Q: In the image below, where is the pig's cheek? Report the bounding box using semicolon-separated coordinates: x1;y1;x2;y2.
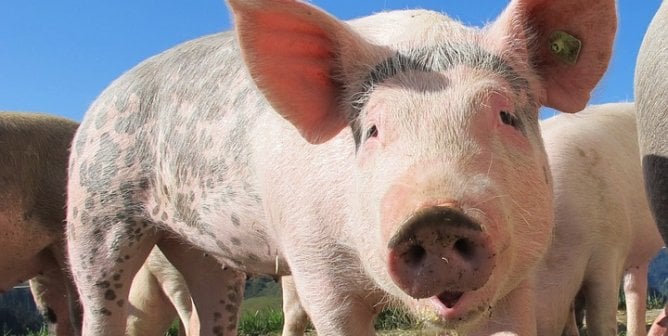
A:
484;93;532;152
357;139;381;167
497;119;531;151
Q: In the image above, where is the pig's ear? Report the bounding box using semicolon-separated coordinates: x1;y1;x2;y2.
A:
489;0;617;113
228;0;372;144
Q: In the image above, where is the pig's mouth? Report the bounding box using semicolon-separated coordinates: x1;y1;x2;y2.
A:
436;291;464;308
428;290;470;320
423;288;495;330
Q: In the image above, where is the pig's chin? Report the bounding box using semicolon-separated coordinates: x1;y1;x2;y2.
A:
410;288;492;330
428;291;475;320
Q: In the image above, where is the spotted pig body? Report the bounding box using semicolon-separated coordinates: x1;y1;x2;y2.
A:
0;112;233;336
66;0;616;335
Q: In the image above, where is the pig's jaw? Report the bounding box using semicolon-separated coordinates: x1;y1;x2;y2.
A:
414;290;493;331
428;291;478;320
398;255;506;331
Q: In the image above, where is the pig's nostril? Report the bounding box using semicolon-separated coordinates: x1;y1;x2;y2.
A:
454;238;475;260
403;244;427;267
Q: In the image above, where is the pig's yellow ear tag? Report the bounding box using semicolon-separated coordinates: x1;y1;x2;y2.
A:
549;31;582;65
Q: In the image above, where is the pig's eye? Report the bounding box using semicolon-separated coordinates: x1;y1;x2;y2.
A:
365;125;378;140
500;111;519;129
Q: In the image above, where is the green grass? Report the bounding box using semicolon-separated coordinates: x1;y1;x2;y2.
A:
237;297;417;335
238;295;285;336
166;319;179;336
238;308;284;336
13;292;666;336
235;295;664;336
241;295;283;315
144;296;288;336
2;326;48;336
647;294;666;310
25;328;48;336
374;307;416;330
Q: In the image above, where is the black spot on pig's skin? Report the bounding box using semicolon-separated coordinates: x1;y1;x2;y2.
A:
643;154;668;244
104;289;116;301
231;213;240;227
95;281;110;289
45;307;57;323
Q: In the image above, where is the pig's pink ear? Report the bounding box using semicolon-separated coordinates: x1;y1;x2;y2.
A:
228;0;371;144
489;0;617;113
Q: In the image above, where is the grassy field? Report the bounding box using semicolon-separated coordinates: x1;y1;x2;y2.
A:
241;296;283;315
234;297;664;336
238;296;285;336
2;310;663;336
2;295;663;335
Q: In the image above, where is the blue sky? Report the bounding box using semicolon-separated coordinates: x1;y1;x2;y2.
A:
0;1;662;122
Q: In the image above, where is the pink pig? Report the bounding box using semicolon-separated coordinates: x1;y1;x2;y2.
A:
66;0;616;335
636;1;668;335
536;103;663;336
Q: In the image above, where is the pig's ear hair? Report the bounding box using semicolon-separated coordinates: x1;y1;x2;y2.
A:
489;0;617;113
228;0;374;144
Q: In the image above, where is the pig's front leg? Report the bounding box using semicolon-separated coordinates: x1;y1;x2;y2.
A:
469;279;538;336
287;250;381;336
562;303;581;336
623;263;650;336
281;276;310;336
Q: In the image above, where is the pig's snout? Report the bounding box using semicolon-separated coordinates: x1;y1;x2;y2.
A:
387;206;495;300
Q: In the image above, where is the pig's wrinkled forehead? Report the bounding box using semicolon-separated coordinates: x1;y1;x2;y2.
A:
352;43;529;114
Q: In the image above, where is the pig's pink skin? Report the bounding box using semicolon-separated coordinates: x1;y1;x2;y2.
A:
279;103;665;336
636;0;668;246
534;103;663;336
66;0;616;335
637;3;668;335
648;306;668;336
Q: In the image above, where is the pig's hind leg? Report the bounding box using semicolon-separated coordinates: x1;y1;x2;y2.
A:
157;238;245;336
67;189;159;335
623;263;650;336
581;257;623;336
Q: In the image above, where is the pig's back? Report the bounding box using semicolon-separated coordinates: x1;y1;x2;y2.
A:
0;112;78;227
541;103;661;266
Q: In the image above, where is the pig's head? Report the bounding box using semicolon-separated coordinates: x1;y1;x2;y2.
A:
228;0;616;331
